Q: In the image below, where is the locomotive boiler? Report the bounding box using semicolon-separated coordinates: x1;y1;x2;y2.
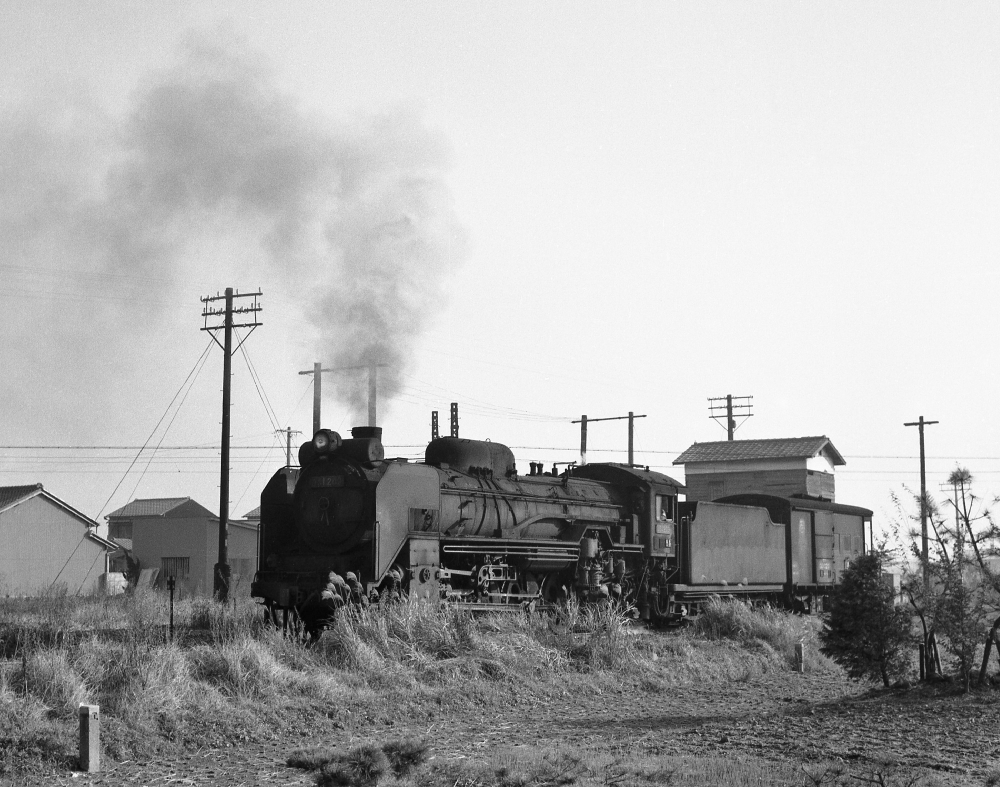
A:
251;426;871;629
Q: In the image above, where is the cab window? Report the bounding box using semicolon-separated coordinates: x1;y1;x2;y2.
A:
655;494;674;521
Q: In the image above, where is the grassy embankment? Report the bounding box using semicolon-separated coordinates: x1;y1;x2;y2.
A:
1;591;844;786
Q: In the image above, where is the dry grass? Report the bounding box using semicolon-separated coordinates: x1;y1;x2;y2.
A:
689;595;840;675
0;591;849;781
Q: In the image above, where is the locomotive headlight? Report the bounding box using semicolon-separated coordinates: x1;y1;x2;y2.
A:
312;429;342;455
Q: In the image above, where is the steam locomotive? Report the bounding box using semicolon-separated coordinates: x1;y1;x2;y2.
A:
251;426;871;628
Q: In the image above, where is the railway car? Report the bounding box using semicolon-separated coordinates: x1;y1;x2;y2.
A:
715;494;871;592
669;495;871;612
251;427;871;629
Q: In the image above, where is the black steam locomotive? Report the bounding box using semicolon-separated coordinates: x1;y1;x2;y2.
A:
251;426;871;628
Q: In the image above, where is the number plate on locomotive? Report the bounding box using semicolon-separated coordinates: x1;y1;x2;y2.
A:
309;476;345;488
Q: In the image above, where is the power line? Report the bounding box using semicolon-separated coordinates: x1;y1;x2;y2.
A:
237;331;282;432
124;340;214;504
94;338;215;520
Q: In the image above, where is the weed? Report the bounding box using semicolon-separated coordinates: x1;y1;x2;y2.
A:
382;736;429;775
287;744;340;771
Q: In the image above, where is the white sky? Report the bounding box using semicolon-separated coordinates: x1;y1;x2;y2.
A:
1;2;997;540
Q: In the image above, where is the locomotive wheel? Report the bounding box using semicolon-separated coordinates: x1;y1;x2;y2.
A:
261;600;283;629
539;573;572;604
261;602;317;644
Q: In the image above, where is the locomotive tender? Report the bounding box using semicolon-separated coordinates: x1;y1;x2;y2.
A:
251;426;871;627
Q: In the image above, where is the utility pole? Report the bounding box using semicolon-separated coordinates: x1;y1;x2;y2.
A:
277;427;301;467
904;416;939;588
431;411;439;440
708;395;753;440
201;287;262;602
305;362;322;435
571;413;647;466
298;362;387;432
450;403;459;438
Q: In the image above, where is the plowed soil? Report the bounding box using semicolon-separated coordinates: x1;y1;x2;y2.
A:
13;669;1000;787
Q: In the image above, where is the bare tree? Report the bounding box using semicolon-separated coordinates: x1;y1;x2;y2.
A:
896;470;1000;690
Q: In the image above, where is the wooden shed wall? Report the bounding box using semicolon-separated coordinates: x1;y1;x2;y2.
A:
684;468;835;503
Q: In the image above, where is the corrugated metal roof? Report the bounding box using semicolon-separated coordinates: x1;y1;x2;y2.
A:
107;497;192;518
673;437;846;466
0;484;43;511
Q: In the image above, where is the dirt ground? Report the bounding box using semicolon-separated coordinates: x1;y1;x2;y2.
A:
13;668;1000;787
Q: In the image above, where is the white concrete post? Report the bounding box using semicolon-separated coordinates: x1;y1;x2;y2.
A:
795;643;805;673
79;704;100;772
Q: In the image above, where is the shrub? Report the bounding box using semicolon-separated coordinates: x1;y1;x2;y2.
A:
292;739;429;787
821;552;913;686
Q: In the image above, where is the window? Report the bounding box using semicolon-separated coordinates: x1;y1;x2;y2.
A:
161;557;190;581
655;494;674;522
109;521;133;539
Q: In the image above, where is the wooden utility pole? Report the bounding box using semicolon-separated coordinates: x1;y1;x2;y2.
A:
277;427;301;467
298;362;387;433
571;412;647;466
708;394;753;440
904;415;939;587
201;288;262;602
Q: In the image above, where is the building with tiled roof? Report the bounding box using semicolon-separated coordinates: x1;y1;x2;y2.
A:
106;496;257;595
673;436;845;503
108;497;214;520
0;483;116;595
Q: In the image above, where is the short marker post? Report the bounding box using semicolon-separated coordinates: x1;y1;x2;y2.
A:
79;704;100;772
795;643;805;673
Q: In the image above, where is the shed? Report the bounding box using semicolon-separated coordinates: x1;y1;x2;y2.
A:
107;497;258;595
0;483;116;595
673;436;845;503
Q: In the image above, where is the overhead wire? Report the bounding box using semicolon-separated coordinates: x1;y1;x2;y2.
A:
123;341;214;505
396;373;571;422
236;329;282;433
232;432;281;514
230;337;294;512
48;532;88;591
95;338;215;520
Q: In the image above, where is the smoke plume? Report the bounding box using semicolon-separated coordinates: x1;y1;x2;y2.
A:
0;33;466;427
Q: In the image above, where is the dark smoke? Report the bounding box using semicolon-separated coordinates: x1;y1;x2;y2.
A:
0;33;466;425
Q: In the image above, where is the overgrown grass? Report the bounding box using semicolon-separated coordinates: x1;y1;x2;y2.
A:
0;591;844;781
689;595;840;675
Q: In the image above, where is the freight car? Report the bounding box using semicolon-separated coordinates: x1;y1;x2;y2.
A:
670;495;871;611
251;427;871;630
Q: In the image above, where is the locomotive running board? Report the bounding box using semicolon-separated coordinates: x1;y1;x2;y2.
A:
441;540;579;561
